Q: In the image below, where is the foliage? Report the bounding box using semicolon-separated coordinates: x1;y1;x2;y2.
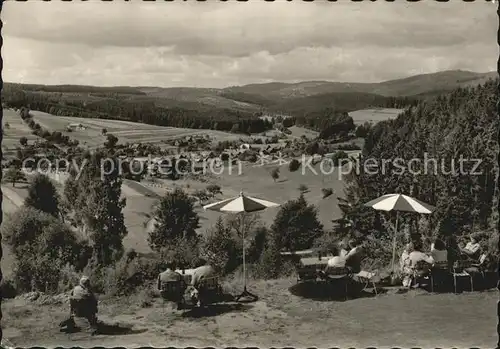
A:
340;79;499;263
64;153;128;266
3;167;26;187
288;159;301;172
2;207;89;293
271;168;280;182
298;184;309;193
321;188;334;198
201;217;241;275
19;136;28;146
24;174;60;216
159;237;201;269
206;184;222;196
148;188;200;251
271;194;324;251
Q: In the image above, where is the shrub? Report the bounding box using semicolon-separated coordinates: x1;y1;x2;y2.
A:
0;279;18;299
288;159;300;172
321;188;333;198
271;194;323;252
148;188;200;251
298;184;308;193
206;184;222;196
159;237;201;270
201;217;241;275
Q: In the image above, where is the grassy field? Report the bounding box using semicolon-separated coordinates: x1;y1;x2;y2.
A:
348;108;403;125
2;109;43;156
2;279;497;347
29;111;241;149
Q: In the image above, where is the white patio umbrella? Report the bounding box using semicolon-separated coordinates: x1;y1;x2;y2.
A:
364;194;435;274
204;192;280;301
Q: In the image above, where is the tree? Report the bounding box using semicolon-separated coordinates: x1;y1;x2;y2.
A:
148;188;200;251
288;159;300;172
271;194;324;251
65;154;127;266
24;174;60;216
104;134;118;148
3;167;26;187
193;189;209;204
271;168;280;182
19;137;28;147
201;217;240;274
206;184;222;196
102;128;108;135
298;184;309;194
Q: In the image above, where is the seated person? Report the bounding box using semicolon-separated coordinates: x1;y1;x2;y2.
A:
70;276;98;328
409;240;434;277
345;239;364;274
460;234;481;260
338;239;349;258
158;262;184;301
400;243;413;287
190;261;218;306
430;238;448;265
323;246;347;277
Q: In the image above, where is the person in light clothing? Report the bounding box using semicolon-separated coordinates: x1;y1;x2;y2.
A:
460;234;481;260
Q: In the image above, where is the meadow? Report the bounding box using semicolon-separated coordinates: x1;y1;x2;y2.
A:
348;108;403;125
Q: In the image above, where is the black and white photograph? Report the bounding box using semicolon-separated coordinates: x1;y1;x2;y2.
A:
0;0;498;347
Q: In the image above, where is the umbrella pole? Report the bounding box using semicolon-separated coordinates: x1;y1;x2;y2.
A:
391;211;400;275
242;212;247;291
235;211;258;302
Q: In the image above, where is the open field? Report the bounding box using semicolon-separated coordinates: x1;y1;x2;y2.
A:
2;280;497;347
2;109;43;155
122;160;346;254
29;111;242;149
348;108;403;125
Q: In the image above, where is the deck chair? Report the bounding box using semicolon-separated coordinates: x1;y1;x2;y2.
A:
160;280;185;304
452;260;474;293
197;276;222;305
354;270;378;296
430;261;451;293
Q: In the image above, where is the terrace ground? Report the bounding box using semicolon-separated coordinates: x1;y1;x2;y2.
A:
2;279;497;348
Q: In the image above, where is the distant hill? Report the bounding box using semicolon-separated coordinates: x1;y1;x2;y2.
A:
223;70;496;99
3;69;495;122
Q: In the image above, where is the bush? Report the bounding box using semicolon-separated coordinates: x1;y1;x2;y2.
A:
0;279;18;299
159;237;201;270
206;184;222;196
321;188;333;198
288;159;300;172
200;217;241;275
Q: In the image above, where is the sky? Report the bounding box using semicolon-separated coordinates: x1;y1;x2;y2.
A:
2;0;497;88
